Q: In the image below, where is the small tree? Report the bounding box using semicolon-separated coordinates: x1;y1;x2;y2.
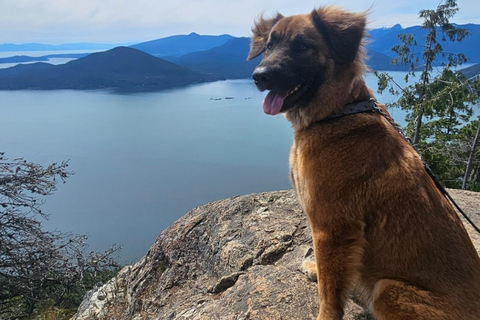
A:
375;0;480;189
0;152;120;318
382;0;470;145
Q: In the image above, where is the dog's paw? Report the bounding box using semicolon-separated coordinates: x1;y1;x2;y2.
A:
302;260;318;282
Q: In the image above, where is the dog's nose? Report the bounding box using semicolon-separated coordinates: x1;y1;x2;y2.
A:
252;66;272;88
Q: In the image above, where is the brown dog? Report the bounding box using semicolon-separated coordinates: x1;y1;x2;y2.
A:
248;6;480;320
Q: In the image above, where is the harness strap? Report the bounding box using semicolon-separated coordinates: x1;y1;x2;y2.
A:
316;99;380;124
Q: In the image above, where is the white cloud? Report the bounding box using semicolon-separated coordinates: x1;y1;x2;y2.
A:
0;0;478;43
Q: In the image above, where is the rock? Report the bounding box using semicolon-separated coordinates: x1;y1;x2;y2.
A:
71;189;480;320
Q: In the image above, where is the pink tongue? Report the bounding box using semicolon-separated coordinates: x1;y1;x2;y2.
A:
263;90;288;115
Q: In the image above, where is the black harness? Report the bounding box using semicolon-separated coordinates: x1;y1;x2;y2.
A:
318;98;382;124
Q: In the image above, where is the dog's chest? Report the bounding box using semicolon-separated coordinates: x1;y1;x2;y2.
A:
288;138;315;208
289;142;301;195
287;128;360;211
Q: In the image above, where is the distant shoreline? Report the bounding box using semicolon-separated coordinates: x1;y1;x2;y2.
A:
0;53;89;64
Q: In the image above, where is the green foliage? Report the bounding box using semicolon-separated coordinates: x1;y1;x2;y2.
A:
0;268;121;320
375;0;480;190
20;302;77;320
56;268;121;311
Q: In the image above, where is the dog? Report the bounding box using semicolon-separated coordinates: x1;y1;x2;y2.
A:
248;6;480;320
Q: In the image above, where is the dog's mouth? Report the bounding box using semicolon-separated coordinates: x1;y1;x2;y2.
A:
262;78;313;115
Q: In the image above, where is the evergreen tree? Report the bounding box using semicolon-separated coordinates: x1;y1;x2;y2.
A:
375;0;480;189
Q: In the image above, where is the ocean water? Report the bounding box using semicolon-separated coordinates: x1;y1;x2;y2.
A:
0;75;406;262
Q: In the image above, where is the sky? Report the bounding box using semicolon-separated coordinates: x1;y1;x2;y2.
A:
0;0;479;45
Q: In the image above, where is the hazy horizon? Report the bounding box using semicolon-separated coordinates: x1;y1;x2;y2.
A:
1;20;478;49
1;0;479;45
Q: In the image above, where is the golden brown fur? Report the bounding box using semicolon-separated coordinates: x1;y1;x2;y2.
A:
248;6;480;320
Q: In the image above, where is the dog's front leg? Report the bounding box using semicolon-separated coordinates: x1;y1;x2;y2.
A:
310;222;366;320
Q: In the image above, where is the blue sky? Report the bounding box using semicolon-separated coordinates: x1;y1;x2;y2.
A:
0;0;478;44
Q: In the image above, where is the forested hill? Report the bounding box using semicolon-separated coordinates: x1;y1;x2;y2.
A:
367;23;480;64
0;47;219;91
459;64;480;79
166;37;262;79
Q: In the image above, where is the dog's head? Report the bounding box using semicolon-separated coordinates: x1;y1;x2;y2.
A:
248;7;367;116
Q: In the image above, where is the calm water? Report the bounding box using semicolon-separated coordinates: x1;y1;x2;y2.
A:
0;75;405;262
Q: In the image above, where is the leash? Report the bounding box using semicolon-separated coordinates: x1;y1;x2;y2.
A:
318;99;480;233
424;163;480;233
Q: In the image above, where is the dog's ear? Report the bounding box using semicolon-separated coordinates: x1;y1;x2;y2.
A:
247;13;284;60
311;7;366;65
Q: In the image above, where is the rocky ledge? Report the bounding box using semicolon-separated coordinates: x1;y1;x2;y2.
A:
72;189;480;320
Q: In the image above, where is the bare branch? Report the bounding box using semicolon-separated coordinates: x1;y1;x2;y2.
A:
0;153;121;317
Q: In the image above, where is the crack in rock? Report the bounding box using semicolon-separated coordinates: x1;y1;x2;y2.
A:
258;243;290;265
207;272;244;294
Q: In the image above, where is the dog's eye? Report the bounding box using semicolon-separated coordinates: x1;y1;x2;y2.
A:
294;42;309;52
266;42;273;50
292;37;311;53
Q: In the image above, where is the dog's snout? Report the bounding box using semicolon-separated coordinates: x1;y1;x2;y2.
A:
252;66;269;82
252;66;275;90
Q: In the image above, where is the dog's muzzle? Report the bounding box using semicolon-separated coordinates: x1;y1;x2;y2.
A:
252;66;275;91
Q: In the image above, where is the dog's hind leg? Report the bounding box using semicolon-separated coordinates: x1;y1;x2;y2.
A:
372;279;452;320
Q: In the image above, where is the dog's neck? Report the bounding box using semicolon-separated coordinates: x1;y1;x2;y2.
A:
284;66;372;131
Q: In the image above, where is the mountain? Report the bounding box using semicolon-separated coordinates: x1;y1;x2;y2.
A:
0;47;219;91
0;55;49;63
367;24;403;41
367;24;480;63
366;50;410;71
458;63;480;79
0;33;234;67
0;53;88;64
130;32;234;58
166;37;262;78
